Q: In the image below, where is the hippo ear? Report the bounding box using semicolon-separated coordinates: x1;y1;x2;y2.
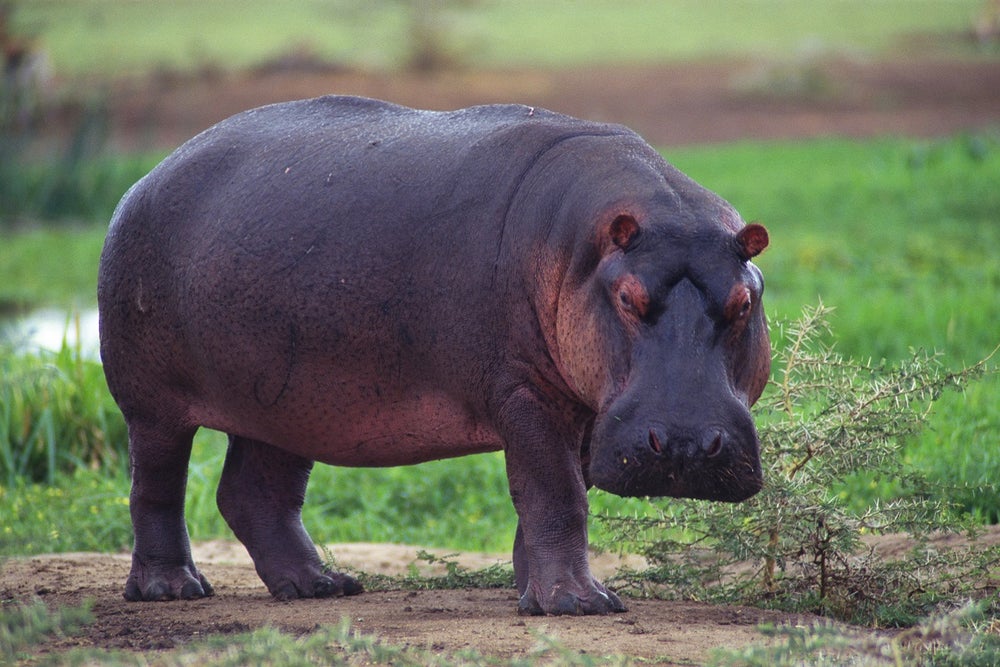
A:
608;214;641;251
736;223;769;260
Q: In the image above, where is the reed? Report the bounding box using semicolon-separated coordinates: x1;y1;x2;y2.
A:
0;315;127;486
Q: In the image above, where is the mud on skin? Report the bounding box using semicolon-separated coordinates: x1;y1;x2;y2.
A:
98;95;770;615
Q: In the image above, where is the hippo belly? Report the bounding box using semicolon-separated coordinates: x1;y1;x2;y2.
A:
191;387;503;467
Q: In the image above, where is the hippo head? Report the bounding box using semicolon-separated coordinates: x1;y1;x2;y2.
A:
553;178;770;502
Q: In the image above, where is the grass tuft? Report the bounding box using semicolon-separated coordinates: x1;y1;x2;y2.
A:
710;599;1000;666
325;548;515;592
0;597;93;663
0;324;127;486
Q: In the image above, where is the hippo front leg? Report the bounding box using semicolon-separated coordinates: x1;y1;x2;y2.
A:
499;389;626;615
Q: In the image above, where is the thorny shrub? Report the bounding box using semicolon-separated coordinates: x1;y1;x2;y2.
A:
601;303;999;626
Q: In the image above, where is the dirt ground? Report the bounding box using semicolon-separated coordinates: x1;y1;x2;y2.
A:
104;56;1000;152
8;54;999;663
0;543;805;664
4;530;1000;664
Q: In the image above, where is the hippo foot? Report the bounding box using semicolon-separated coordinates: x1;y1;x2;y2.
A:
517;580;626;616
124;562;215;602
265;568;364;601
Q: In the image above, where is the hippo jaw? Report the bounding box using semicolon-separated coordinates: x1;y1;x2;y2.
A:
587;400;764;501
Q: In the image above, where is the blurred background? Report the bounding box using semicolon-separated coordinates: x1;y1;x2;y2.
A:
6;0;1000;153
1;1;999;554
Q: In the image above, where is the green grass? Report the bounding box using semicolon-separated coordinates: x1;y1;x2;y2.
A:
0;334;127;486
667;133;1000;520
5;595;997;666
15;0;989;77
2;131;998;557
3;608;631;666
473;0;990;67
0;227;109;308
0;150;157;229
0;471;132;555
180;431;518;552
1;598;94;663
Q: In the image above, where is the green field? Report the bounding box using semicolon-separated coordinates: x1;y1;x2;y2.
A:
3;0;998;572
15;0;990;77
3;131;998;556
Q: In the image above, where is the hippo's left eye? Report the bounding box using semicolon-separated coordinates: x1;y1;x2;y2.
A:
725;284;753;324
738;295;752;318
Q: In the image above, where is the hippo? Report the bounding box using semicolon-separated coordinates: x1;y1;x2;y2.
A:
98;96;770;616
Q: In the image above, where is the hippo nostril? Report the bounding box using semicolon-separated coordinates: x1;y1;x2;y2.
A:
704;431;723;458
648;429;663;454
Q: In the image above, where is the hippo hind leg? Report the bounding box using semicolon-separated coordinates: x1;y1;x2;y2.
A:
216;435;362;600
125;421;213;601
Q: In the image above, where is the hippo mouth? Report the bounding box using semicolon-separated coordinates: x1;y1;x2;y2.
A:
586;419;764;502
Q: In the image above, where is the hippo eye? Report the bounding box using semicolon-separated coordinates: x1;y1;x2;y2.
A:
725;284;753;323
738;295;752;319
619;290;638;316
615;276;649;321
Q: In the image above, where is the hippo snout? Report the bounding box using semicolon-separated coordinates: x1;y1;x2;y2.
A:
589;416;764;502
